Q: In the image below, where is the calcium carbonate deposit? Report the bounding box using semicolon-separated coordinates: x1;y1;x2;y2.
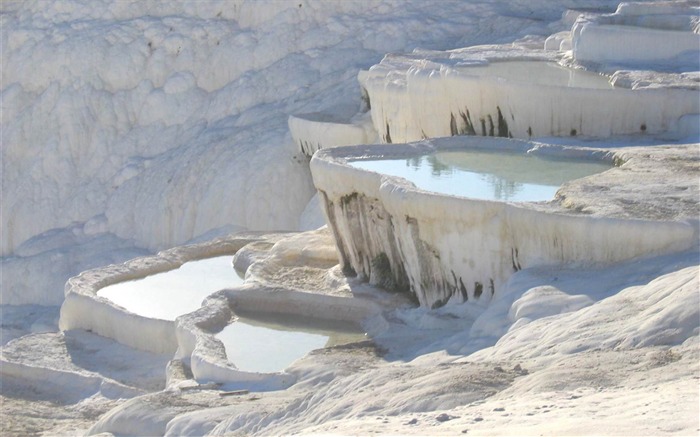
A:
1;1;698;436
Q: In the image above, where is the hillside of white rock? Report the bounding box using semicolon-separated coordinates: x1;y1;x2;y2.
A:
1;1;698;435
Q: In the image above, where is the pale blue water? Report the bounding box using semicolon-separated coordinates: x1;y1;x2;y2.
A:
217;313;366;373
351;150;611;202
455;61;614;89
97;255;244;321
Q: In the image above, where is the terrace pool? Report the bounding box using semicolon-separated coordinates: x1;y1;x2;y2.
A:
97;255;244;321
454;61;614;89
216;312;366;373
350;149;611;202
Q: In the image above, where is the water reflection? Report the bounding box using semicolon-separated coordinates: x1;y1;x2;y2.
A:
97;255;244;321
454;61;614;89
353;149;611;202
217;311;366;373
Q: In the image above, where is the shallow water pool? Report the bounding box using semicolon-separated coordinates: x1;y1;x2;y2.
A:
455;61;614;89
217;312;366;373
350;149;611;202
97;255;244;321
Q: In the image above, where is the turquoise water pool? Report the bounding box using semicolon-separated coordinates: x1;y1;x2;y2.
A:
351;149;610;202
217;312;366;373
97;255;244;321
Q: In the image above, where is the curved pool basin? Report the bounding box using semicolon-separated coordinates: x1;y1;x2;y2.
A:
359;58;699;142
310;136;695;308
97;255;244;321
217;312;366;373
60;236;258;354
350;149;611;202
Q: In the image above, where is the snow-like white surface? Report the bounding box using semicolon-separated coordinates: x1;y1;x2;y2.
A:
1;0;593;308
2;1;323;256
289;110;378;156
2;0;574;257
359;53;698;142
59;235;256;354
195;250;699;436
298;193;326;231
1;224;149;305
2;0;699;435
572;1;700;69
573;22;700;68
355;3;700;143
473;264;699;361
311;137;696;308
